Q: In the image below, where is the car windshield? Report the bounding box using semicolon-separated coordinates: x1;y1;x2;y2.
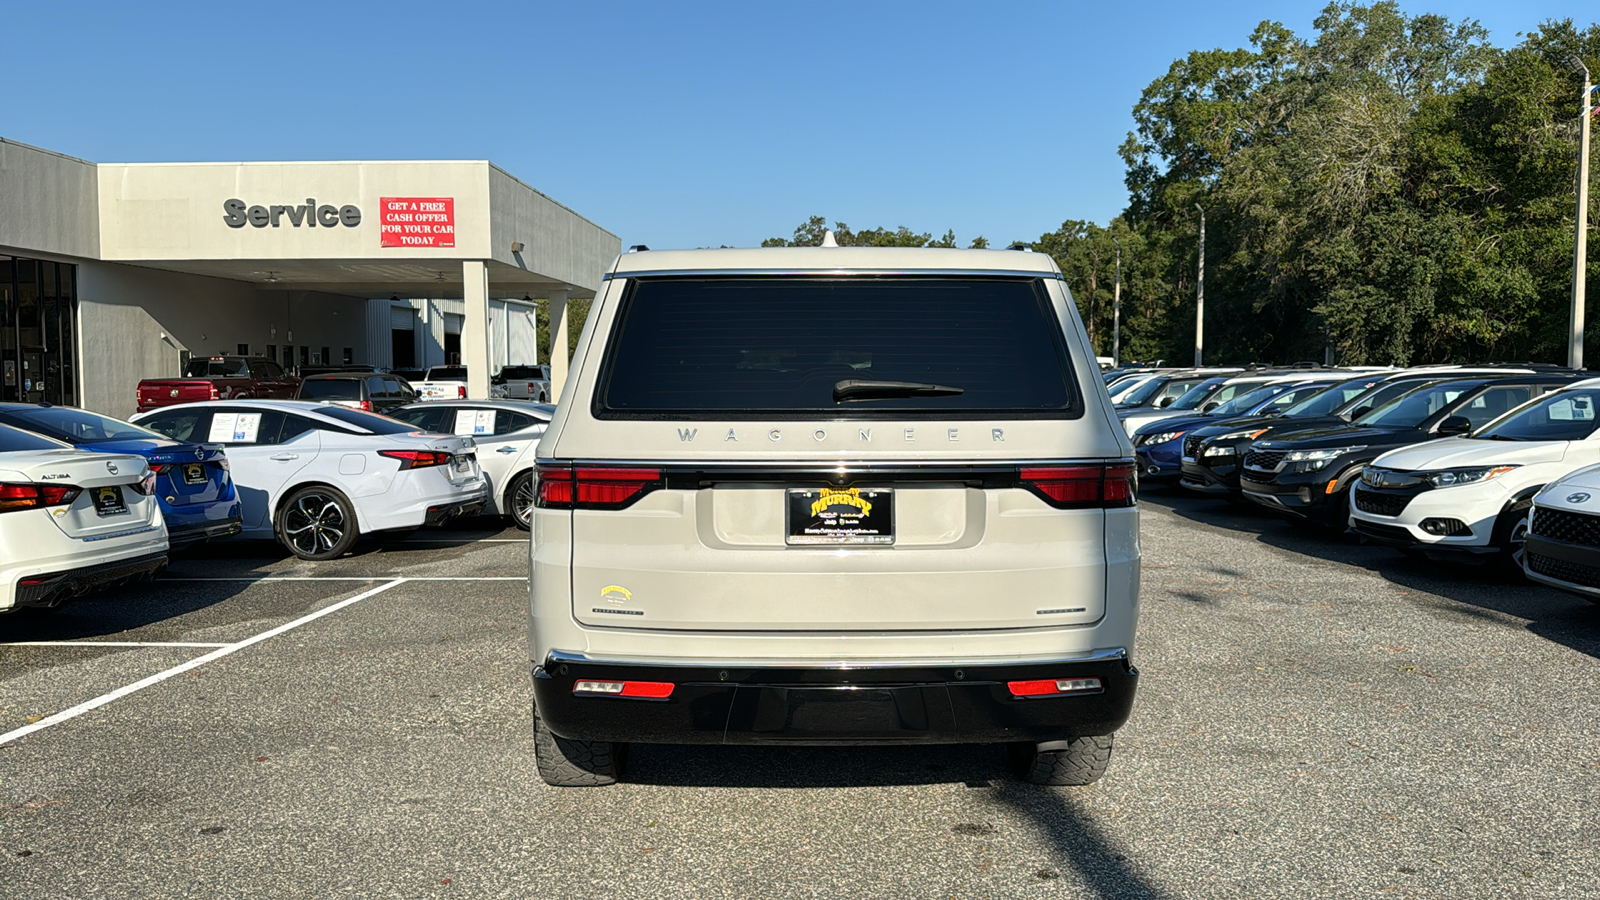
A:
1167;378;1226;411
1284;379;1383;417
1354;381;1474;427
299;379;363;400
1477;388;1600;441
315;407;419;434
1255;382;1335;414
0;422;70;452
0;407;165;444
1210;384;1285;417
1118;377;1168;406
184;358;249;377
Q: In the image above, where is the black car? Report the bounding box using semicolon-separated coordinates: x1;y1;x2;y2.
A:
1238;373;1584;526
294;373;417;413
1180;371;1485;498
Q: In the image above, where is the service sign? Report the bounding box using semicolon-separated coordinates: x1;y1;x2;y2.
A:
380;197;456;248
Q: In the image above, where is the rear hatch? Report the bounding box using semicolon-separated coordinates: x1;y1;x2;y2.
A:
545;274;1132;633
406;434;482;486
144;443;231;506
138;381;216;408
0;450;160;539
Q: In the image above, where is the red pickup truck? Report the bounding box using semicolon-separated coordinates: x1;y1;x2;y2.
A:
136;356;300;412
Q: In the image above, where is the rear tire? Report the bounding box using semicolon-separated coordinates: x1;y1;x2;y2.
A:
534;710;622;786
276;486;360;561
1009;734;1114;786
507;471;535;531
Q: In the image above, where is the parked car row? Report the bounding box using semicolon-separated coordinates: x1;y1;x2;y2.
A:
1120;362;1600;601
136;357;549;413
0;397;553;613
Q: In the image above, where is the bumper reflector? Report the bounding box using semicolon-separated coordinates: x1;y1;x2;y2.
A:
573;679;675;699
1007;677;1104;698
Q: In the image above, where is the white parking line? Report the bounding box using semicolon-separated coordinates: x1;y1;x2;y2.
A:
0;578;408;747
1;641;232;648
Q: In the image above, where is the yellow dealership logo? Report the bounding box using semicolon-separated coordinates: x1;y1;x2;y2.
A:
600;585;632;604
811;488;872;518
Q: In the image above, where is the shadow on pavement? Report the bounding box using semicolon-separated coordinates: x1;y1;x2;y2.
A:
624;742;1167;898
1144;488;1600;660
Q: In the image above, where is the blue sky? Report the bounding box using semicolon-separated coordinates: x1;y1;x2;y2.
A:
5;1;1595;250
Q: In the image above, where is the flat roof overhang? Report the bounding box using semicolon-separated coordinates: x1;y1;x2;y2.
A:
100;257;594;299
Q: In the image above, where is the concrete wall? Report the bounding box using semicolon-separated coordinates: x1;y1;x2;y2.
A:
0;139;99;259
487;166;619;292
77;262;367;418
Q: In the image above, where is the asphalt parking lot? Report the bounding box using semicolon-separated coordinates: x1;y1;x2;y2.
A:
3;499;1598;899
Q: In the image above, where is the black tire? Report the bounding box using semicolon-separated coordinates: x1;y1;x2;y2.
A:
534;710;621;787
1009;734;1114;786
276;485;360;561
1490;502;1533;581
507;470;535;531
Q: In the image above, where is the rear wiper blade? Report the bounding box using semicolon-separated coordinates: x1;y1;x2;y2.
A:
833;379;964;402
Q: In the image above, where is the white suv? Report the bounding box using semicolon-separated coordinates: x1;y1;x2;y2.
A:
528;245;1141;786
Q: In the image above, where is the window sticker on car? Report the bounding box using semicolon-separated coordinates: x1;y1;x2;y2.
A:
208;412;262;443
453;409;496;436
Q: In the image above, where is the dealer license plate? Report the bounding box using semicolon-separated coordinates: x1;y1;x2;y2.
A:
453;455;473;474
786;487;894;546
182;463;207;485
93;485;128;517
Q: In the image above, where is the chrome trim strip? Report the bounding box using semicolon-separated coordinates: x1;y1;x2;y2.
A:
544;647;1128;670
604;268;1064;281
82;525;161;542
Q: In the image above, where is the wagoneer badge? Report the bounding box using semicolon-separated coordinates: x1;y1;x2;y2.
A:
1567;493;1591;504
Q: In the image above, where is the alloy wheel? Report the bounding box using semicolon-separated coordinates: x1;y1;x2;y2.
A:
283;492;347;556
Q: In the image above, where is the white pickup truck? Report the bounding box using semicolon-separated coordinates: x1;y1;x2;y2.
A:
492;365;551;402
413;366;471;402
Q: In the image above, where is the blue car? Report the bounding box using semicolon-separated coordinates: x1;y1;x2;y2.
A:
0;403;242;547
1132;380;1342;484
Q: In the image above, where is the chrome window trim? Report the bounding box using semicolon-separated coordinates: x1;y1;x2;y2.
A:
604;268;1064;281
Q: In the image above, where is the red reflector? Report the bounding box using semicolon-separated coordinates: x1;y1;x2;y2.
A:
379;449;450;469
20;578;47;586
1008;677;1104;698
573;679;674;699
1008;679;1063;697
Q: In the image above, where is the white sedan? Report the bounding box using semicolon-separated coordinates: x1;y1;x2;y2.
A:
0;423;168;613
388;400;552;530
131;401;488;560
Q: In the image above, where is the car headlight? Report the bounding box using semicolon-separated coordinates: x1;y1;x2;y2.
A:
1283;446;1364;472
1422;465;1519;487
1215;428;1269;441
1202;444;1237;457
1139;430;1185;446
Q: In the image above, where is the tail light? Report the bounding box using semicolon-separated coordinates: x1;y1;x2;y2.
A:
208;385;220;400
1019;464;1136;509
456;386;467;399
535;464;663;510
379;449;452;469
148;463;171;474
359;400;373;411
574;680;674;699
0;483;81;513
1007;677;1104;698
129;472;158;495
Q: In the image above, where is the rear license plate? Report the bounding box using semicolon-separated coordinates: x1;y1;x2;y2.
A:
94;485;128;517
454;455;472;474
786;487;894;546
182;463;207;485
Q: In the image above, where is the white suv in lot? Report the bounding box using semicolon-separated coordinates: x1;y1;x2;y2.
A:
1350;379;1600;565
528;245;1141;786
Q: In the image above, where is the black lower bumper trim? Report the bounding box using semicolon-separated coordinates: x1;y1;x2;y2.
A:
12;552;168;609
424;497;486;526
532;654;1139;746
167;517;244;546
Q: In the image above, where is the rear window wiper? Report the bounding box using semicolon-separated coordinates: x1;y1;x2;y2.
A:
833;379;965;402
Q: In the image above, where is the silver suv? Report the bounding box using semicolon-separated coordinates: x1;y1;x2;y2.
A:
528;245;1141;786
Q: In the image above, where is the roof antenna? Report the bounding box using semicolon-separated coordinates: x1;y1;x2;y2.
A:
820;230;839;248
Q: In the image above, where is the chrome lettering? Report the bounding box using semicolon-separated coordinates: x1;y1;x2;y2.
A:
677;428;698;442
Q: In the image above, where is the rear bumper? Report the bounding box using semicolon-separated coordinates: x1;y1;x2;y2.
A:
167;515;244;546
532;649;1139;746
424;497;487;526
9;552;167;610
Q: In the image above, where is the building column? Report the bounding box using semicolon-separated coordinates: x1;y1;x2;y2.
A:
462;260;491;399
547;289;569;403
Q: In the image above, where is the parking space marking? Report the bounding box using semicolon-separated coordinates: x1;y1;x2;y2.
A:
1;641;232;648
0;578;409;747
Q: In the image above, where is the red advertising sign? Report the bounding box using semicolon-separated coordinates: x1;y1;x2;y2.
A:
379;197;456;248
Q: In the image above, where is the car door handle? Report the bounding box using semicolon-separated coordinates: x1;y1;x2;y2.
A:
496;446;518;453
270;453;299;461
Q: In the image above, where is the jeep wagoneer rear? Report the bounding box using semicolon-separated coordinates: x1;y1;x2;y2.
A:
529;246;1140;786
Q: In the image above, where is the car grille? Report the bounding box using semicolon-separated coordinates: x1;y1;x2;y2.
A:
1243;449;1287;471
1529;508;1600;548
1183;435;1204;458
1353;486;1412;517
1240;468;1278;484
1525;552;1600;589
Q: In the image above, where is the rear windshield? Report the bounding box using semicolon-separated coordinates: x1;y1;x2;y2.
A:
299;379;362;400
184;358;248;377
596;277;1079;419
425;368;468;382
499;366;544;379
0;423;70;452
314;407;418;434
0;407;164;444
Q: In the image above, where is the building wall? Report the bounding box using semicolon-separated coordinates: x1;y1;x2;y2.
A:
0;139;99;259
77;262;367;418
487;166;619;291
363;297;538;373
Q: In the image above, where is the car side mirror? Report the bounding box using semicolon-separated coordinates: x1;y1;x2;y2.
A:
1347;405;1371;420
1201;401;1219;412
1437;415;1473;437
1158;396;1175;408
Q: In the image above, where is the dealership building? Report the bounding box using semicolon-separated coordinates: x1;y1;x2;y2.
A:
0;137;620;418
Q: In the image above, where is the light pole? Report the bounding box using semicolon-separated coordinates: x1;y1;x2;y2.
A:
1568;55;1594;369
1112;235;1123;367
1194;203;1205;367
